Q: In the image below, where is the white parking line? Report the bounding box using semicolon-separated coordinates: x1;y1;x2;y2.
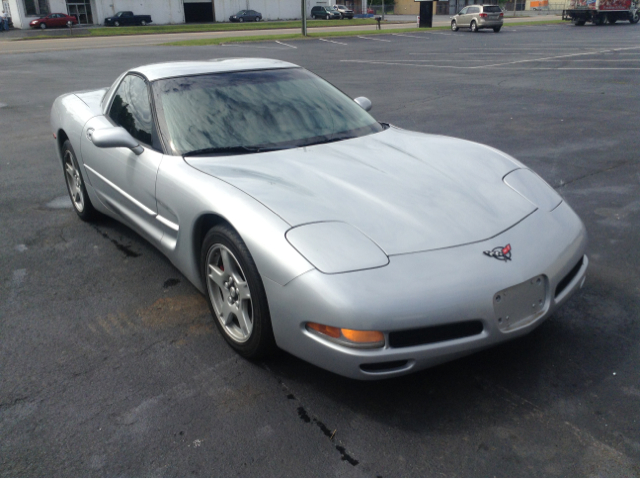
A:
392;33;429;40
479;45;640;68
275;40;297;49
319;38;348;45
357;36;392;42
220;44;287;50
340;59;640;70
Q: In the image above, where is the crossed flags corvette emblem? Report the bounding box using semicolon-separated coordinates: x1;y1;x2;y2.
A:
484;244;512;262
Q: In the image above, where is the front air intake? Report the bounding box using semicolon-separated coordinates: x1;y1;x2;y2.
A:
555;257;584;298
388;320;484;348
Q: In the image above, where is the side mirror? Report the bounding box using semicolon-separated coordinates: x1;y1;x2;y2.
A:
90;127;144;155
354;97;372;112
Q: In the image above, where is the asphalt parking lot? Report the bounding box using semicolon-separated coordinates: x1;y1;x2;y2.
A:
1;23;640;476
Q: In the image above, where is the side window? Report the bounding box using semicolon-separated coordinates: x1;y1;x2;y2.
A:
109;74;154;146
460;7;468;14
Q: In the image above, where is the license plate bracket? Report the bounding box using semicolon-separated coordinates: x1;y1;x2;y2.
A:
493;275;548;332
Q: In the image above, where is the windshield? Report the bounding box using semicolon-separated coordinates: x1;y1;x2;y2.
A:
153;68;382;156
483;6;502;12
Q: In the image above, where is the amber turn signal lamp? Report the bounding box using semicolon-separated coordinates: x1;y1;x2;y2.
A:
307;322;341;338
342;328;384;343
306;322;385;348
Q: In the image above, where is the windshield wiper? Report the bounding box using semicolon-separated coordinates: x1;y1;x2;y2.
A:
183;145;286;157
300;135;357;148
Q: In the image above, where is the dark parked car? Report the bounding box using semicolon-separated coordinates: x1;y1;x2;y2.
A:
104;11;152;26
333;5;354;19
29;13;78;29
229;10;262;22
311;6;341;19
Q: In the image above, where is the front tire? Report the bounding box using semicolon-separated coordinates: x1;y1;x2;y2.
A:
239;17;244;22
574;18;586;25
451;20;458;31
470;20;478;32
62;140;97;221
630;11;639;23
114;20;120;26
39;22;46;29
202;225;276;359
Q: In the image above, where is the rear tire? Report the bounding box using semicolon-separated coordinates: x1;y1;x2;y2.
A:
593;14;605;25
470;20;478;32
140;20;147;26
493;26;501;32
451;20;458;31
630;11;639;23
574;18;586;25
202;225;276;359
62;140;98;222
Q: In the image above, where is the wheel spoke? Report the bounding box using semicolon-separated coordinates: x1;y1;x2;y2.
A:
237;311;252;337
220;249;237;276
236;281;251;303
207;263;226;288
65;163;75;177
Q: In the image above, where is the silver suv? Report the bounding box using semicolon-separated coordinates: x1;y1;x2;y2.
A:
451;5;504;32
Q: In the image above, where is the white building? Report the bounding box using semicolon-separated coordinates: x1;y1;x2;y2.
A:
4;0;366;29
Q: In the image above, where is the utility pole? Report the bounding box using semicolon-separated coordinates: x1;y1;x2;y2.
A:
381;0;385;20
301;0;307;35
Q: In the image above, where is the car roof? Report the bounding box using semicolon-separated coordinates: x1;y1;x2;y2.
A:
130;59;299;82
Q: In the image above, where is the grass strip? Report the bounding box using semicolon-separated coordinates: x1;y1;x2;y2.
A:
86;19;383;36
164;27;452;46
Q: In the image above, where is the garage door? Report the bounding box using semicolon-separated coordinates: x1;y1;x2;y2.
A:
184;0;214;22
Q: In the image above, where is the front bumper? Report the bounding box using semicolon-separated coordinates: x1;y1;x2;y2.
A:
265;201;587;380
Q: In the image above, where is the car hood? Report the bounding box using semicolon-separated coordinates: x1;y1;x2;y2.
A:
186;127;535;255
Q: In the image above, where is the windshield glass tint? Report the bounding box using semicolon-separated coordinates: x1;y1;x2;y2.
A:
153;68;382;155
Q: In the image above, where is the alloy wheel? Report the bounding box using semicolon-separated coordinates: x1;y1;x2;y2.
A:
206;244;254;343
64;150;85;213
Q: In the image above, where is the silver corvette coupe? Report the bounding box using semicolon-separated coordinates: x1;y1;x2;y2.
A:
51;59;588;379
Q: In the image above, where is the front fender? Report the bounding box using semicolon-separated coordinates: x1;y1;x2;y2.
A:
155;156;313;292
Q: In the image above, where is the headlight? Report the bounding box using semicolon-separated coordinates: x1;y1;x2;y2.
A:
286;221;388;274
503;169;562;212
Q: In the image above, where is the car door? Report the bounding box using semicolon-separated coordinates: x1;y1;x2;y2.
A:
457;7;469;26
81;73;165;244
467;6;480;26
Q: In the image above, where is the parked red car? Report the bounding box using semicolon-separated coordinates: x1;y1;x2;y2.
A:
29;13;78;29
